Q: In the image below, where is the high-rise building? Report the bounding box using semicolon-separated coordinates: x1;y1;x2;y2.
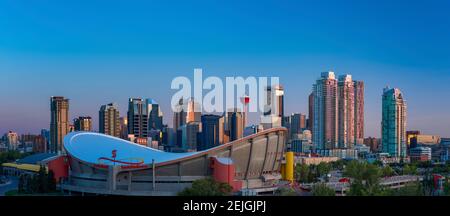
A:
186;98;202;123
307;92;314;131
261;85;284;129
364;137;381;153
127;98;148;138
74;116;92;132
382;87;407;158
146;99;163;131
50;96;69;153
40;129;50;151
406;130;420;149
173;98;187;131
354;80;365;144
226;108;244;141
312;72;364;150
146;98;164;146
286;113;306;139
6;131;19;151
181;122;201;152
119;117;128;139
338;74;355;148
99;103;121;137
410;147;432;162
161;126;176;149
200;114;223;151
32;135;46;153
313;72;338;150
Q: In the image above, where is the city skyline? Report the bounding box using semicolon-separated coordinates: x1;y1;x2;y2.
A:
1;69;449;138
1;1;450;137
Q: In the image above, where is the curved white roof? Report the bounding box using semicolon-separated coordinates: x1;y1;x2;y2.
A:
64;132;198;165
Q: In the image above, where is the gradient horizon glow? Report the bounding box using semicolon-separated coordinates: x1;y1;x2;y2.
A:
1;0;450;137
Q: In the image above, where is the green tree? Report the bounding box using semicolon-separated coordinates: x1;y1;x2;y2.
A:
331;160;347;170
295;163;310;183
373;160;383;167
178;178;232;196
316;162;331;178
344;161;387;196
403;164;418;175
275;187;297;196
443;180;450;196
312;183;335;196
0;151;31;164
343;160;362;180
381;166;394;177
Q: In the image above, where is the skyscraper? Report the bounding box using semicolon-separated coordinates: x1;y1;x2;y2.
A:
312;72;365;150
74;116;92;132
287;113;306;139
40;129;50;151
338;74;355;148
127;98;148;138
50;96;69;153
181;122;201;152
99;103;121;137
261;85;284;129
6;131;19;151
186;97;202;123
200;114;223;151
307;92;314;131
406;130;420;150
146;99;163;130
119;117;128;139
173;98;187;131
226;108;244;141
313;72;338;150
354;80;365;144
382;87;407;158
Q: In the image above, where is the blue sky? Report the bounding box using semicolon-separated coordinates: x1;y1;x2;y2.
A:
1;0;450;137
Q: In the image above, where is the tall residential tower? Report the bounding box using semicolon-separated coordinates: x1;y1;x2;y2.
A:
50;96;69;153
312;72;338;150
99;103;121;137
127;98;148;138
381;87;407;158
312;72;364;150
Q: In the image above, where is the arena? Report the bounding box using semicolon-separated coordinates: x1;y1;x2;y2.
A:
60;127;287;196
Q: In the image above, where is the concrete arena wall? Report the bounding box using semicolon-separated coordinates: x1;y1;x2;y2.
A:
63;128;287;195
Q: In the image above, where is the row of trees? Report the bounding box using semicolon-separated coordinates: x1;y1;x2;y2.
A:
344;160;446;196
178;160;450;196
178;178;232;196
295;162;332;183
18;165;57;194
295;160;450;196
0;151;32;164
1;150;33;176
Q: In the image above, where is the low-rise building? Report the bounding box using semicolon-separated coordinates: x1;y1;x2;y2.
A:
410;147;432;162
313;148;359;160
295;156;339;165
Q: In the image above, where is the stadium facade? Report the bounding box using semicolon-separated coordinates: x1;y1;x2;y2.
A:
60;128;287;196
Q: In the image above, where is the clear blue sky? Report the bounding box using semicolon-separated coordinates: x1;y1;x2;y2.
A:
1;0;450;137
